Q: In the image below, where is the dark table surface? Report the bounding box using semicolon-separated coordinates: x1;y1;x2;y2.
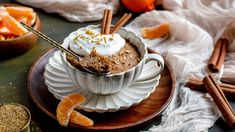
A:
0;0;235;131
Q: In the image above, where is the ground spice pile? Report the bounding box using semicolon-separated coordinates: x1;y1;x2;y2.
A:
0;104;29;132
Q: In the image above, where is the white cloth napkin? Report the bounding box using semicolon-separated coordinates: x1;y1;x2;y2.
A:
16;0;120;22
126;0;235;131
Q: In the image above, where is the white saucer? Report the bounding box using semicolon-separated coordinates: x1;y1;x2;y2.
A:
44;51;161;113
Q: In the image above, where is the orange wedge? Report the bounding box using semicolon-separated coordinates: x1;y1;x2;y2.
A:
70;110;94;127
0;21;11;36
0;7;9;20
0;21;3;28
14;16;28;25
26;12;36;26
0;34;5;40
2;15;28;36
141;22;170;39
11;12;36;26
6;6;34;18
4;34;16;40
0;27;11;36
56;93;85;126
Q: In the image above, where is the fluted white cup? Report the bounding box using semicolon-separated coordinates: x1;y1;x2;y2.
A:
60;25;164;95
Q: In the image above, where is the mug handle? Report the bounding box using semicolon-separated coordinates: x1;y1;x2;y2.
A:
136;53;164;82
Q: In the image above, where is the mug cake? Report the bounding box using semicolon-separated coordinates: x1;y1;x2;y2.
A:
61;25;164;95
66;25;141;74
60;9;164;95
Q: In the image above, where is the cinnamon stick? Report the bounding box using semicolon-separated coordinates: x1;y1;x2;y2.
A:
101;9;113;34
101;9;108;34
104;9;112;34
203;75;235;128
208;38;228;72
214;39;228;71
110;13;128;32
110;13;132;34
186;77;235;97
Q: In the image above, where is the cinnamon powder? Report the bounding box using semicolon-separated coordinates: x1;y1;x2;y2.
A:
0;104;29;132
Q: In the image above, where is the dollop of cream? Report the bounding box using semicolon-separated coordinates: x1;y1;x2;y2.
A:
68;25;125;56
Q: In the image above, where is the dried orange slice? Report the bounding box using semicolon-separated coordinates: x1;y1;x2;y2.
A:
2;15;28;36
70;110;94;127
56;93;85;126
6;6;34;18
141;22;170;39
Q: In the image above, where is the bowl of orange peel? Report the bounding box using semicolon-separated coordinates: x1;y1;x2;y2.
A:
0;4;41;57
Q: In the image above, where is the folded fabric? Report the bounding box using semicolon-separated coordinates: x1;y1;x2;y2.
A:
126;0;235;131
162;0;235;84
16;0;120;22
222;52;235;84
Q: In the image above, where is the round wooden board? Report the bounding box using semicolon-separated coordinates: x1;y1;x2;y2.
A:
28;48;176;131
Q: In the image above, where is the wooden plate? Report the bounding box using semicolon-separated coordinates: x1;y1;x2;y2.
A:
28;48;176;131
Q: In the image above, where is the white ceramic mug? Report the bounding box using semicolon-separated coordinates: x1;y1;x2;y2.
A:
60;25;164;95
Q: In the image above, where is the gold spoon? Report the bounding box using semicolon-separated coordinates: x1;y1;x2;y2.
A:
20;22;110;75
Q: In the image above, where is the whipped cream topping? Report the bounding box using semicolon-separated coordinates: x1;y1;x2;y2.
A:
68;25;125;56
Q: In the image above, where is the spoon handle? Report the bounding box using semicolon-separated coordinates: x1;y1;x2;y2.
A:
20;22;78;58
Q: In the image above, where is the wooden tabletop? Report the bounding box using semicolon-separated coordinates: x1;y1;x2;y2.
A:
0;0;234;131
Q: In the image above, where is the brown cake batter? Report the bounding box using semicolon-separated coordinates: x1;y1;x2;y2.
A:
66;42;141;74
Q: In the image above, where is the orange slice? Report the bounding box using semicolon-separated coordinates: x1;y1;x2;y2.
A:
141;22;170;39
56;93;85;126
0;21;3;28
14;16;28;24
2;15;28;36
4;34;16;40
0;34;5;40
0;27;11;36
0;21;11;36
70;110;94;127
0;7;9;20
26;12;36;26
6;6;34;18
13;13;36;26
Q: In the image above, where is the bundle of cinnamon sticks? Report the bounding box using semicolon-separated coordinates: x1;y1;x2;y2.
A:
203;75;235;128
186;75;235;127
101;9;132;35
208;38;228;72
